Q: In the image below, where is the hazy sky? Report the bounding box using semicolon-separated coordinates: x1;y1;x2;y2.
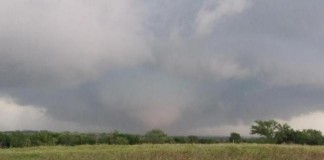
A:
1;0;324;135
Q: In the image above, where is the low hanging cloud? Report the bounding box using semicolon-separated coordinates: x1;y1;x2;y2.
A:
1;0;324;135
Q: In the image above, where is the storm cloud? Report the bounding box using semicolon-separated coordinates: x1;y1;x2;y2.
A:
1;0;324;135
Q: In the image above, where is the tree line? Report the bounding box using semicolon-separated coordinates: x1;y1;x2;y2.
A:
0;129;225;148
0;120;323;148
229;120;324;145
249;120;323;145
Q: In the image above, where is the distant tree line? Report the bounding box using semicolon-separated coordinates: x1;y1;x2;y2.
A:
0;129;226;148
0;120;323;148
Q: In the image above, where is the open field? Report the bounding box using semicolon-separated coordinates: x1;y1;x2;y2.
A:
0;144;324;160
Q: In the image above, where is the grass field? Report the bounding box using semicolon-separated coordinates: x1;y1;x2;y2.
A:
0;144;324;160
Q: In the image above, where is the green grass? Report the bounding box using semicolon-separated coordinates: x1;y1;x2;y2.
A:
0;144;324;160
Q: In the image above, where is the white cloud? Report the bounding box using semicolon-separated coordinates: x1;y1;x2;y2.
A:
0;97;107;132
279;111;324;132
0;97;46;130
195;0;250;36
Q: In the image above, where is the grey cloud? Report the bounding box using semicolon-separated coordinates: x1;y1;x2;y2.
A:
1;0;324;135
0;0;152;89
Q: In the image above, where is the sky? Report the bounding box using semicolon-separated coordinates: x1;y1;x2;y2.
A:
1;0;324;136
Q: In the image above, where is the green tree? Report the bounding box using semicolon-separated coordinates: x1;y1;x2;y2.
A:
144;129;168;144
250;120;279;143
274;123;295;144
173;136;187;143
295;129;323;145
119;134;140;145
0;133;10;148
57;132;73;146
107;130;130;145
9;131;31;147
187;135;199;143
113;137;129;144
229;132;241;143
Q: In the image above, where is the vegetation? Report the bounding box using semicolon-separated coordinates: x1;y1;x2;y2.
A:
0;120;324;159
0;130;225;148
251;120;279;143
229;132;242;143
250;120;324;145
142;129;170;144
0;120;324;148
1;144;324;160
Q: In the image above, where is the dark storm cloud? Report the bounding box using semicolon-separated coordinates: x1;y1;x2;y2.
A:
1;0;324;134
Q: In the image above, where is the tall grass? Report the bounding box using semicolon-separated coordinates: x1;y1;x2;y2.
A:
0;144;324;160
